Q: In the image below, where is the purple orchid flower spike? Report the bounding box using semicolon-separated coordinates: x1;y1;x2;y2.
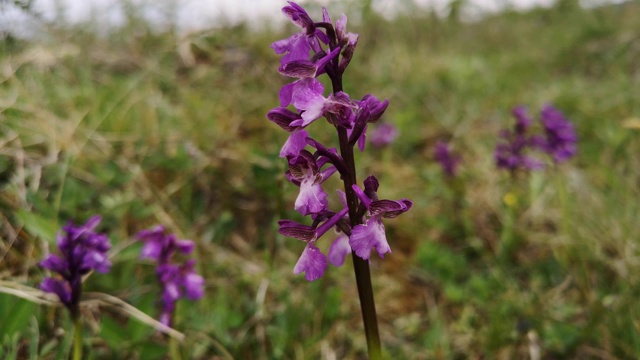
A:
434;140;461;177
496;105;577;172
495;106;544;171
40;216;111;311
349;176;413;260
539;104;578;163
268;3;411;355
136;226;204;327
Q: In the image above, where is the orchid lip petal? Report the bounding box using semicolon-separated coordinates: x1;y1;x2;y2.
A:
293;243;327;281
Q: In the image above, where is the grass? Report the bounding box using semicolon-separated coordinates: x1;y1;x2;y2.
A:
1;0;640;358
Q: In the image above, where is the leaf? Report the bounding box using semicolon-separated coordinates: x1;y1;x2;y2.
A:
29;317;39;360
0;294;37;339
15;210;59;243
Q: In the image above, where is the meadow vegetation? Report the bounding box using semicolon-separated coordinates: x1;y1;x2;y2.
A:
1;1;640;358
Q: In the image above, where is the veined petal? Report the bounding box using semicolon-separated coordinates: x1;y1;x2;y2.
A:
279;60;317;78
267;107;301;132
369;199;408;217
293;243;327;281
349;217;390;260
283;1;314;30
382;199;413;218
278;220;316;242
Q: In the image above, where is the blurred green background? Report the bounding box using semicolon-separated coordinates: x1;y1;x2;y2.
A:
1;0;640;358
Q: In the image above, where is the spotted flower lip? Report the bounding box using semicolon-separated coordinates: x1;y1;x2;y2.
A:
293;243;327;281
286;150;337;215
39;215;112;308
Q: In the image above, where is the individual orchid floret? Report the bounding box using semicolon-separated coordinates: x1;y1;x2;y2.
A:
40;216;112;310
286;150;337;215
538;104;578;163
349;176;413;260
281;78;355;128
495;106;544;171
348;95;390;151
434;140;461;177
136;226;204;327
267;107;310;158
358;94;389;124
335;14;360;71
369;122;399;148
279;208;349;281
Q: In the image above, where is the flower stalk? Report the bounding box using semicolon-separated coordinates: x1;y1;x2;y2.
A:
72;314;83;360
38;215;112;360
269;3;412;357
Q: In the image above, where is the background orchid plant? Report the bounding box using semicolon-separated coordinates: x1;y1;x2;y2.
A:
267;2;412;357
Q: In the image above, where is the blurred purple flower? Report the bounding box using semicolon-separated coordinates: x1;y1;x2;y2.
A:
495;106;544;171
137;226;204;327
368;122;397;148
40;216;111;310
434;141;461;177
538;104;578;163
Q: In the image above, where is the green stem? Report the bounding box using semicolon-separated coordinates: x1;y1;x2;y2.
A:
72;314;82;360
169;336;183;360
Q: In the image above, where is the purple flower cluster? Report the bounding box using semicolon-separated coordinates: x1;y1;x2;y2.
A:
137;226;204;327
495;105;577;171
268;2;412;281
539;105;578;163
434;140;461;177
40;216;111;312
